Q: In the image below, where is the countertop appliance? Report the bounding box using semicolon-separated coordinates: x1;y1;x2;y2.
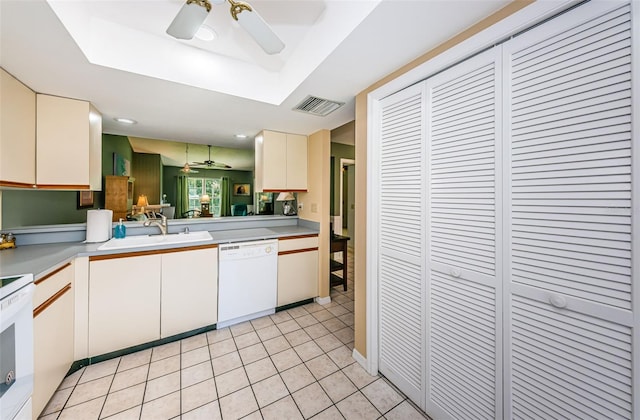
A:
218;239;278;328
1;273;34;420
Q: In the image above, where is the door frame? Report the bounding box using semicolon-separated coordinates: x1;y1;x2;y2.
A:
363;0;576;377
335;158;355;235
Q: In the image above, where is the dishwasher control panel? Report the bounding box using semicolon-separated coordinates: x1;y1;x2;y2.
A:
219;239;278;260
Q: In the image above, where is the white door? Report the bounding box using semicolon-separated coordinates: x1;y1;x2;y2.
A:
503;2;637;418
376;82;426;407
425;47;503;420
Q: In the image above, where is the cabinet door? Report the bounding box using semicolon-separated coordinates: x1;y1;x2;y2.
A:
89;255;161;356
504;3;635;418
161;248;218;338
88;104;102;191
262;131;287;190
0;68;35;187
33;265;74;418
36;94;90;188
286;134;308;190
277;250;318;307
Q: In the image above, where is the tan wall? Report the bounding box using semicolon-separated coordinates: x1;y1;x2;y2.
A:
353;0;535;358
298;129;331;298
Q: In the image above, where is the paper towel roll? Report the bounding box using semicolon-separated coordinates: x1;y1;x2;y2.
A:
86;209;113;243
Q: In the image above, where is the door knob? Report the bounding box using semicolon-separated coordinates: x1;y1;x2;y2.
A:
549;294;567;309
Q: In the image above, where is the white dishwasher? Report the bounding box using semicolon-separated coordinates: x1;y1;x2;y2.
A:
218;239;278;328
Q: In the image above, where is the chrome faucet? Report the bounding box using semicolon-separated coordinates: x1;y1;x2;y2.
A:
143;213;168;235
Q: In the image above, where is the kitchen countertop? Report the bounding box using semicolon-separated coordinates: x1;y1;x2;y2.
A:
0;225;319;279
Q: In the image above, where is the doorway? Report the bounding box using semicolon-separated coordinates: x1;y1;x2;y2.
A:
339;159;355;247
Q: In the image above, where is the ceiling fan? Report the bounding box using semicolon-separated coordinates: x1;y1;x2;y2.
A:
166;0;285;55
180;144;199;173
191;145;232;169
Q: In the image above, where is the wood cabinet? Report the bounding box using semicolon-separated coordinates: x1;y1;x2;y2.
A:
32;262;74;418
88;254;161;357
0;68;36;187
36;94;102;190
161;246;218;338
255;130;308;192
105;175;134;222
277;235;318;307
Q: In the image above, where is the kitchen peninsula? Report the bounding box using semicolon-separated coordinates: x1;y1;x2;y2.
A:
0;215;320;418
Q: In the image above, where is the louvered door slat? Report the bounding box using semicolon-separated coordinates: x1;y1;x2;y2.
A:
377;83;425;406
504;3;635;418
425;47;501;420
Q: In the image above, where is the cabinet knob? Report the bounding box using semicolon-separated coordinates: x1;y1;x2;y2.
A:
549;295;567;309
449;268;461;278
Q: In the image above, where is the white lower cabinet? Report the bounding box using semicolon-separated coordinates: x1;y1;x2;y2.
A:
89;254;161;357
33;263;74;419
277;236;319;307
88;246;219;357
161;247;218;338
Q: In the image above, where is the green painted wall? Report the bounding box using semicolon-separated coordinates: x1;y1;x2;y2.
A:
1;134;132;228
330;142;355;216
99;134;133;208
1;190;91;228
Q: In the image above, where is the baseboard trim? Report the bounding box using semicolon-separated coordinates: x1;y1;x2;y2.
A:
276;298;314;312
67;323;218;376
315;295;331;305
353;348;373;374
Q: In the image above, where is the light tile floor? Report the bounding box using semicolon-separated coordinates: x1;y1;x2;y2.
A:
39;248;429;419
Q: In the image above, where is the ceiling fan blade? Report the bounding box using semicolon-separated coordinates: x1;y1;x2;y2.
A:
231;1;285;55
167;0;212;40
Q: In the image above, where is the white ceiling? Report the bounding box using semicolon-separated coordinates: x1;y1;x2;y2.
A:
0;0;509;159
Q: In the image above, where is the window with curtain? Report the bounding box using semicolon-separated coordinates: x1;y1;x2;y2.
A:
187;178;222;217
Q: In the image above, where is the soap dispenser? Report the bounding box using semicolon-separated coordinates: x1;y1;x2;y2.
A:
114;218;126;239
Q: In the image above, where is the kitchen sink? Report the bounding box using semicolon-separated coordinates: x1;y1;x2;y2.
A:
97;231;213;251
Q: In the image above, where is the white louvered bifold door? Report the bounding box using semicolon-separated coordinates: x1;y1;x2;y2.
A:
503;2;636;418
377;82;426;407
425;47;503;420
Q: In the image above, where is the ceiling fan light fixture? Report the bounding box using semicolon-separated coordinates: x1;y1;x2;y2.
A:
180;144;199;173
195;24;217;41
167;0;212;40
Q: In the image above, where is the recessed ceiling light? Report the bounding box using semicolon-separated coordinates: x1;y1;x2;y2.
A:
114;117;137;124
195;25;217;41
235;134;247;139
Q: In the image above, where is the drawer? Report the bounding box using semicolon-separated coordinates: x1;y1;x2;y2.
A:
33;262;73;309
278;235;319;253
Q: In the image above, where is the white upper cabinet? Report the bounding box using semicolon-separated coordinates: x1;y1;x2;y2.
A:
284;133;308;191
36;94;102;190
0;68;36;187
255;130;308;192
